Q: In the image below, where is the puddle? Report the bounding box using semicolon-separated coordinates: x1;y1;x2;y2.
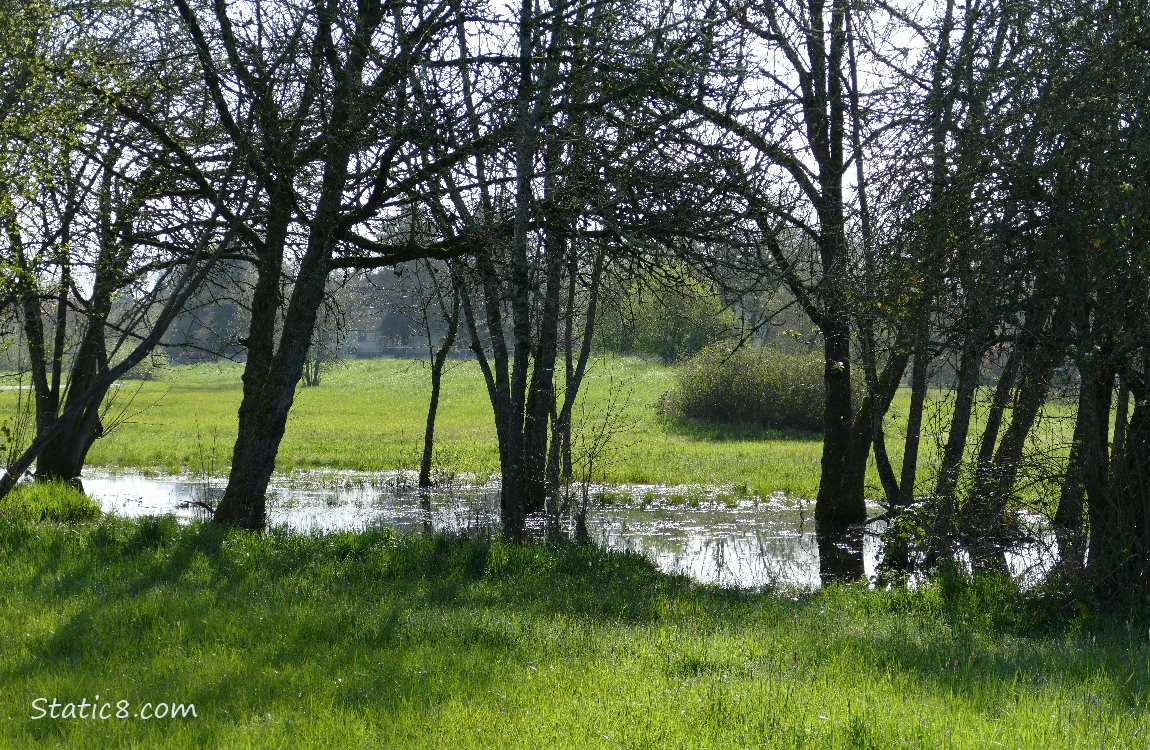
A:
80;470;1056;590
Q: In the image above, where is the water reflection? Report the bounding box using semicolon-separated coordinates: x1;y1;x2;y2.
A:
79;470;1048;589
815;522;866;584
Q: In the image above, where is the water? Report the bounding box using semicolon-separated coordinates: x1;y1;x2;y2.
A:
80;470;1055;589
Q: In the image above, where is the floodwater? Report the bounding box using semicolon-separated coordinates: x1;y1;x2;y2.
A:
80;470;1055;589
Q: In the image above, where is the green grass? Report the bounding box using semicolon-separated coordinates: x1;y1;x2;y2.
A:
0;517;1145;748
0;481;102;523
0;357;835;498
0;356;1081;504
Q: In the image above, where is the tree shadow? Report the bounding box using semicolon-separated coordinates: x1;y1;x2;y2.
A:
660;416;823;444
7;519;1141;746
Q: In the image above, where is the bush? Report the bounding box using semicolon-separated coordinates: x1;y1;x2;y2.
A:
0;480;102;523
596;268;736;363
660;343;826;431
120;350;169;381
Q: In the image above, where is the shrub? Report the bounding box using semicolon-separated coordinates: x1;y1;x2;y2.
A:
660;343;826;431
0;480;102;523
596;268;736;363
120;350;169;381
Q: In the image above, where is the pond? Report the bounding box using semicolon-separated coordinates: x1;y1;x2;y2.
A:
80;470;1055;589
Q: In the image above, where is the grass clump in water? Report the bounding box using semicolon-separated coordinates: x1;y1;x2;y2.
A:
0;480;101;523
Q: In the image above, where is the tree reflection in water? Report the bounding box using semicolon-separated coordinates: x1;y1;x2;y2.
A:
816;521;865;584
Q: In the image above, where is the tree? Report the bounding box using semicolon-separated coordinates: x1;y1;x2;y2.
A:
676;0;872;528
0;0;233;491
118;0;490;529
414;0;699;539
596;265;736;364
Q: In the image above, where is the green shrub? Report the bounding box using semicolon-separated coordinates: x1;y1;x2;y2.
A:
119;350;170;381
660;343;826;431
596;268;736;363
0;480;102;522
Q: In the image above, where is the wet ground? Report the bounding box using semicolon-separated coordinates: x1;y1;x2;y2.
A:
81;470;1054;589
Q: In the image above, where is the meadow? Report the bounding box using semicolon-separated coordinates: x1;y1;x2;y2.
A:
0;358;1134;749
3;356;841;497
0;514;1146;749
0;355;1000;502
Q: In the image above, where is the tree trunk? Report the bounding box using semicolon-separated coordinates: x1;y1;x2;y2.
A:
847;327;908;508
214;172;339;529
966;302;1066;572
898;347;931;508
547;247;605;530
971;346;1020;486
419;288;460;489
933;332;984;501
1053;367;1111;572
816;314;865;525
523;235;564;513
1089;384;1150;599
34;320;109;481
1109;376;1130;486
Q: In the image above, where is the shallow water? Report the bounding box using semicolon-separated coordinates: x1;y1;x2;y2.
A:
81;470;1054;589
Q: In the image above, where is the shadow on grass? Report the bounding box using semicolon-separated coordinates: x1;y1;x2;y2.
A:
3;517;1146;746
831;572;1150;713
659;415;823;444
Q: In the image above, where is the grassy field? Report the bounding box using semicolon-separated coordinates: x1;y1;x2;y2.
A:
0;515;1146;749
0;361;1124;748
0;355;1079;512
2;356;840;498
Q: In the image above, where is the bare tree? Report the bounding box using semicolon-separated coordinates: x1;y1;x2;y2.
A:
0;0;234;491
109;0;493;529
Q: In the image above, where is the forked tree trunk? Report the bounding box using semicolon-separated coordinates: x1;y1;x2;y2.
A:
213;249;332;529
34;322;109;482
214;176;340;529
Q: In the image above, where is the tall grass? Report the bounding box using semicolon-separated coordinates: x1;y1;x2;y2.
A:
0;480;101;522
660;344;826;431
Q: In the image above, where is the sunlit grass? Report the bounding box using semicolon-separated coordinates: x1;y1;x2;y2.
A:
0;356;836;497
0;480;102;523
0;517;1145;748
0;356;1080;504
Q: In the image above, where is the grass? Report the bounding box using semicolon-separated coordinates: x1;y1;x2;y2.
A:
0;355;1081;504
0;516;1146;748
0;481;102;523
0;356;1081;508
0;356;835;498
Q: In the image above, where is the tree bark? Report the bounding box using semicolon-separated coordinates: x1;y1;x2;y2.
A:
214;149;348;528
419;281;460;489
897;347;931;509
522;234;564;514
847;326;908;508
933;331;984;501
1089;382;1150;599
815;314;865;525
966;299;1067;571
